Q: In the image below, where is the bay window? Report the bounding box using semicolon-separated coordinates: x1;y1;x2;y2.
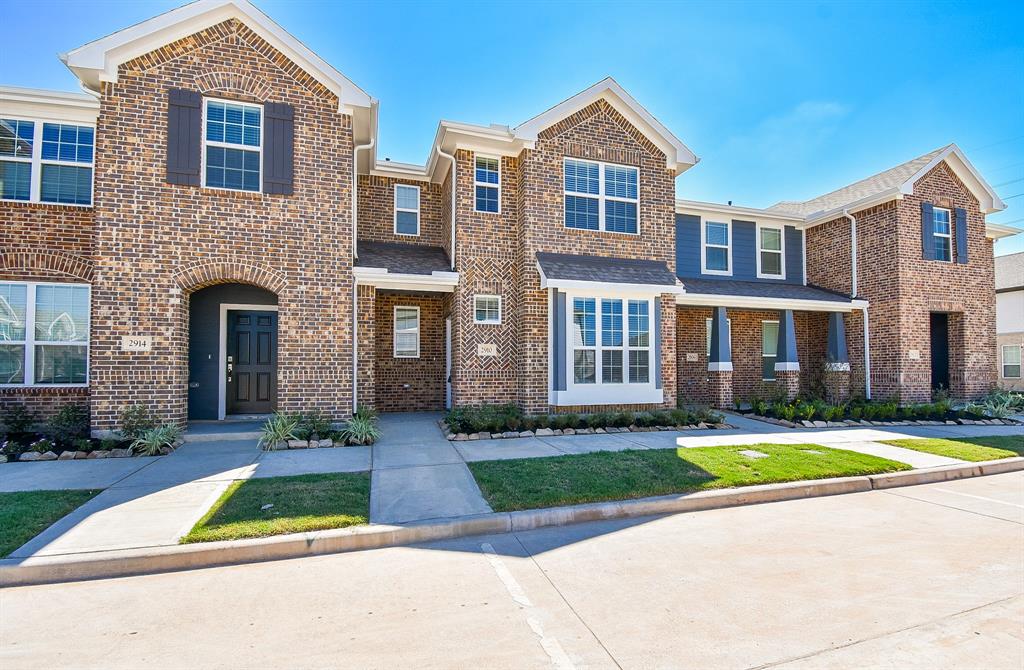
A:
564;158;638;234
571;297;651;387
0;282;89;386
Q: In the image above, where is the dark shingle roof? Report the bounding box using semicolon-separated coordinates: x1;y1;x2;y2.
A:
356;241;451;275
536;252;677;286
681;278;853;303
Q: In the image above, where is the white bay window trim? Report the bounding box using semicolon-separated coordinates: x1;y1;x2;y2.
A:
756;222;786;279
0;281;90;387
701;219;732;275
563;157;640;235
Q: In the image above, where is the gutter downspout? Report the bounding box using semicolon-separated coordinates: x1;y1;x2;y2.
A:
843;208;871;399
351;131;376;414
436;145;457;270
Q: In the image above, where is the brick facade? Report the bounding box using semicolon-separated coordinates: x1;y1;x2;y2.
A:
373;292;445;412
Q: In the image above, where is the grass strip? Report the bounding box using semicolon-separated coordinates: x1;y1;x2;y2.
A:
0;489;99;557
469;444;910;512
182;472;370;543
880;436;1023;462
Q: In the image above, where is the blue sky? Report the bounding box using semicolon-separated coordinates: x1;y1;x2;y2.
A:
6;0;1023;254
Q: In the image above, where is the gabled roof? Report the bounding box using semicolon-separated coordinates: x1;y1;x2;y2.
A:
514;78;698;175
60;0;373;114
996;252;1024;292
767;144;1006;220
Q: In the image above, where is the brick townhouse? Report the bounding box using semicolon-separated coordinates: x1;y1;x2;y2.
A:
0;0;1016;434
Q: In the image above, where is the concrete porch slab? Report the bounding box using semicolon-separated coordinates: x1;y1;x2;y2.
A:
0;457;157;493
251;447;371;478
370;463;492;524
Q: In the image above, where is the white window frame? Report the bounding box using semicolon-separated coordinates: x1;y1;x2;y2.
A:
756;223;786;279
701;220;732;276
473;154;501;214
762;320;780;381
473;294;502;325
393;183;421;236
932;207;953;263
0;117;96;207
200;97;264;194
0;280;90;388
704;317;733;358
1002;344;1022;379
562;157;640;235
393;305;420;358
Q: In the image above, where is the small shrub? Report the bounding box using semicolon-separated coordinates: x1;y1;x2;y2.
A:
849;405;864;420
30;438;54;453
794;401;816;422
259;412;299;451
47;404;90;444
533;414;551;430
2;404;34;433
612;411;635;428
753;399;769;416
697;408;724;424
120;405;157;440
668;408;692;426
100;437;120;451
587;411;615;429
73;437;92;452
341;416;381;445
444;404;521;434
131;424;182;456
634;412;658;428
649;410;672;426
354;405;378;422
300;409;332;439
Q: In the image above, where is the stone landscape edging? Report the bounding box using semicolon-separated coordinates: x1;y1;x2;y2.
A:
3;456;1022;588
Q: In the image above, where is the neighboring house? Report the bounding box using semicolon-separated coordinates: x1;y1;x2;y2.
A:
0;0;1016;434
996;253;1024;390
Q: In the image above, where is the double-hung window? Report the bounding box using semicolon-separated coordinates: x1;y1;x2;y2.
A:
757;224;785;278
204;99;261;192
474;156;500;213
394;306;420;358
762;321;779;381
702;221;731;274
0;118;94;205
563;158;638;234
474;295;501;325
1003;345;1022;379
394;184;420;236
627;301;650;383
932;207;952;262
0;282;89;386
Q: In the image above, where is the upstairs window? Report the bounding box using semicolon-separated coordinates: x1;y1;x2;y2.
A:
474;156;500;213
0;118;94;205
0;282;89;386
702;220;731;275
932;207;952;262
757;225;785;278
204;99;261;192
564;158;638;234
394;184;420;236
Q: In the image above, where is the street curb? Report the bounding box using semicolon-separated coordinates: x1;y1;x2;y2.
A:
3;457;1022;587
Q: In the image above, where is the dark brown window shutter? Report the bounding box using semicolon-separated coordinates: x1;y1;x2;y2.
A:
263;102;294;195
954;207;968;264
166;88;202;186
920;201;934;260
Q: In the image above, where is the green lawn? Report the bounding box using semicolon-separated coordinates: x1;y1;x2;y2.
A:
881;436;1024;462
468;444;910;512
0;489;99;557
182;472;370;543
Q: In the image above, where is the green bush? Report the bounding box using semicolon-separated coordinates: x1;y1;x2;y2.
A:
649;410;672;426
633;412;658;427
47;404;90;444
341;416;381;445
130;424;182;456
2;403;34;433
795;401;816;422
354;405;378;422
445;404;523;434
668;408;692;426
119;405;157;440
259;412;299;451
753;399;770;416
73;437;92;452
611;411;634;427
300;409;333;439
586;412;615;429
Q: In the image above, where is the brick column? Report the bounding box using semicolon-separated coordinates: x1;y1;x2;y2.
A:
823;312;851;403
707;306;733;408
775;309;800;401
356;284;376;412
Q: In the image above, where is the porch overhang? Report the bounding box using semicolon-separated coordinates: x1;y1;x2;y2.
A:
536;252;685;296
676;293;868;312
353;266;459;293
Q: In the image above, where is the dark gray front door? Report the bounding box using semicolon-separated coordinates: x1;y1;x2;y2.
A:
930;312;949;392
226;310;277;415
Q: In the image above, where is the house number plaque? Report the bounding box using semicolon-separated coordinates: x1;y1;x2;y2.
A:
121;336;152;352
477;343;497;357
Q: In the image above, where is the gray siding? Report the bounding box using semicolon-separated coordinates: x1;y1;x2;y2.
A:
675;213;804;284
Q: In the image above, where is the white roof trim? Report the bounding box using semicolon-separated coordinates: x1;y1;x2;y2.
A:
514;78;698;175
676;199;804;225
353;267;459;293
60;0;373;114
676;292;868;313
986;222;1021;240
0;86;100;124
902;144;1005;214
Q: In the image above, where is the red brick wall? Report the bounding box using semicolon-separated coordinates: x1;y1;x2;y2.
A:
88;18;355;430
374;292;445;412
357;175;445;248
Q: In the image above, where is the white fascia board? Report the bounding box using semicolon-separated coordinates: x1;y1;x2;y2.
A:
986;223;1022;240
61;0;372;113
512;77;698;175
676;199;804;225
419;121;526;182
902;144;1006;213
353;267;459;292
0;86;100;124
676;292;868;313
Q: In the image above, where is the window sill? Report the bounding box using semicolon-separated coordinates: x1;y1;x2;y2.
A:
0;199;93;209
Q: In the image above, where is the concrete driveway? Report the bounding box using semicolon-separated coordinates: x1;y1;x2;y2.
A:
3;472;1020;669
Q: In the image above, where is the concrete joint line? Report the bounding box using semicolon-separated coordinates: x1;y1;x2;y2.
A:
3;458;1022;588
